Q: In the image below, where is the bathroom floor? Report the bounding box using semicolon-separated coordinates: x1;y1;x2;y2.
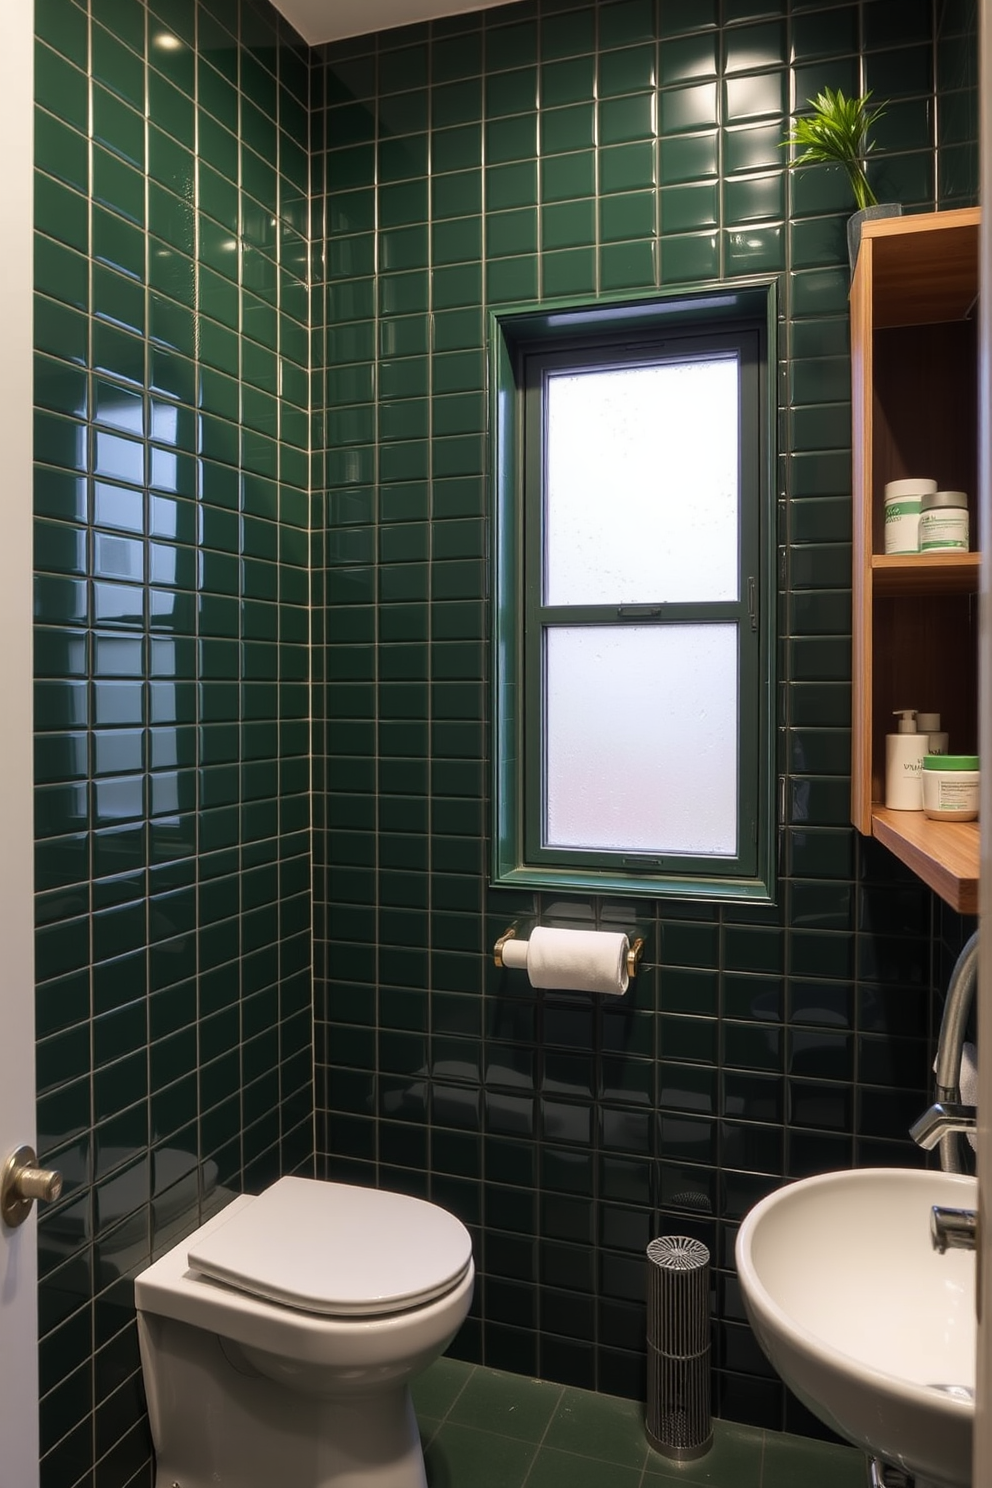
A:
413;1358;867;1487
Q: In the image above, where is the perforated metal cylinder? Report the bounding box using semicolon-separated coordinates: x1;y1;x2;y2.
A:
645;1235;712;1461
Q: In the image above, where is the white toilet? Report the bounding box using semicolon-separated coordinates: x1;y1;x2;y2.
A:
135;1175;475;1488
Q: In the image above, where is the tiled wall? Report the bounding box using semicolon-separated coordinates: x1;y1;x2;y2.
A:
33;1;314;1483
30;0;981;1478
313;0;979;1434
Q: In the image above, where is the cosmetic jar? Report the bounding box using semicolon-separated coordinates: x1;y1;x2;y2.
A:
922;755;979;821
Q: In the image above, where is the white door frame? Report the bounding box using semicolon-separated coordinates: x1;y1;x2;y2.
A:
0;2;38;1483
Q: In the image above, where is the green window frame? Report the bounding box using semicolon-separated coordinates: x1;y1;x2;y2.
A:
490;284;777;903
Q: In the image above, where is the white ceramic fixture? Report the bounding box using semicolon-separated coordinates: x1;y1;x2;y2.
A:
135;1176;474;1488
736;1167;976;1488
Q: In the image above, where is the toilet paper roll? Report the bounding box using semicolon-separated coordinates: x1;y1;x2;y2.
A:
525;926;629;995
500;937;529;970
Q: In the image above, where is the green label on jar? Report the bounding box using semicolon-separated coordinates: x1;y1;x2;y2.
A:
920;511;968;550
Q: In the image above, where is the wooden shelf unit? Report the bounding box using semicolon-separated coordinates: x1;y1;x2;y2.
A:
850;207;981;909
870;809;979;916
870;552;980;597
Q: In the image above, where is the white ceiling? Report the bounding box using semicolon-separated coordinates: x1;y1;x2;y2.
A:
269;0;511;46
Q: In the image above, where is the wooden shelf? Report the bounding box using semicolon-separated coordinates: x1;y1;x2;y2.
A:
870;552;980;596
871;808;979;915
862;207;980;327
851;207;982;878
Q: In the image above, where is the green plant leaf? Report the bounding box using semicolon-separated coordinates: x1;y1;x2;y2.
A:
782;87;887;210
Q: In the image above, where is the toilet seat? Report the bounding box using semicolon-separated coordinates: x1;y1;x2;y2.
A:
187;1176;473;1317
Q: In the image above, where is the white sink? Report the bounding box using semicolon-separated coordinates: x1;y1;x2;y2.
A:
736;1167;976;1488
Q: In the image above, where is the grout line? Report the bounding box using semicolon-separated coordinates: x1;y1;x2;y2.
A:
417;1358;477;1451
436;1358;478;1428
517;1380;568;1488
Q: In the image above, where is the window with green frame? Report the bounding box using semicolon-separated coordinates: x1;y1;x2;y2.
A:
491;284;777;902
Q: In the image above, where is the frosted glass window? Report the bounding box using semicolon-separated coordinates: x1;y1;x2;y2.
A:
544;625;738;856
545;356;739;606
491;292;772;898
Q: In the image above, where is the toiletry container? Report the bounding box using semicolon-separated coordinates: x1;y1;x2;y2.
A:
883;478;936;554
922;755;980;821
884;710;925;810
916;712;949;756
919;491;969;551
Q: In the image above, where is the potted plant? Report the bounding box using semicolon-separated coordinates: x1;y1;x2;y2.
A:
783;87;898;269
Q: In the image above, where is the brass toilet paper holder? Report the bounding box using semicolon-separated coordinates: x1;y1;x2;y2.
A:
493;925;645;978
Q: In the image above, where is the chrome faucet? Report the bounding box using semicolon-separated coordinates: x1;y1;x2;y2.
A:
931;1206;978;1253
909;1104;980;1254
909;1102;977;1151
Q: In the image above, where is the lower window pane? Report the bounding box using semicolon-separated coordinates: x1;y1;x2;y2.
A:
544;624;739;857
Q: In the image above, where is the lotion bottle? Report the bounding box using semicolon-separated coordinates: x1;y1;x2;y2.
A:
916;711;949;755
885;709;925;810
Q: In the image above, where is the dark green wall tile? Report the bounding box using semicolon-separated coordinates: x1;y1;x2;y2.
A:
599;142;655;194
35;175;88;255
35;111;88;195
598;45;655;98
541;151;595;202
661;182;718;232
33;2;314;1482
35;44;88;133
599;93;655;145
660;80;719;134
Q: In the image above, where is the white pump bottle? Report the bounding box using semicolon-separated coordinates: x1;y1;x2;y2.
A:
885;709;925;810
916;711;949;755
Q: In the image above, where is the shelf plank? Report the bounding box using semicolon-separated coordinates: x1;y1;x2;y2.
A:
871;807;979;914
870;552;980;596
862;207;980;328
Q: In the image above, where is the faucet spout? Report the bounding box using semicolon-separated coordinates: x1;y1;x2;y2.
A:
909;1102;977;1151
931;1205;978;1254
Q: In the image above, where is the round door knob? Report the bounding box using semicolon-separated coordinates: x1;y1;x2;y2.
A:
1;1145;63;1228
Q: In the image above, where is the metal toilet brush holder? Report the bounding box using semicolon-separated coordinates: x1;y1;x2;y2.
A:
645;1235;712;1461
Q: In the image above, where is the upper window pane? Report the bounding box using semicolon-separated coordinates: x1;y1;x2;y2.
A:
544;354;740;606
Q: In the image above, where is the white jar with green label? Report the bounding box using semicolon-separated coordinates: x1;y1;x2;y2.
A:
922;755;979;821
919;490;970;551
884;478;936;554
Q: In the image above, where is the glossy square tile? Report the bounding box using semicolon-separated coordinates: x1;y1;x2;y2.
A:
599;92;655;146
598;44;655;99
660;80;719;134
541;150;595;203
599;141;655;194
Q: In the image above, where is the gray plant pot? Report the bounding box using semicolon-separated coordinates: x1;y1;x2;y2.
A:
847;203;903;271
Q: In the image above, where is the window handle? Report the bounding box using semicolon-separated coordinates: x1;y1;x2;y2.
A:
747;577;757;631
616;605;663;619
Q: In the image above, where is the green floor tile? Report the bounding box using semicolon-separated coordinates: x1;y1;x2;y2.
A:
412;1355;475;1420
761;1431;867;1488
419;1415;442;1450
542;1387;648;1470
424;1421;540;1488
525;1445;643;1488
448;1365;564;1442
643;1420;763;1487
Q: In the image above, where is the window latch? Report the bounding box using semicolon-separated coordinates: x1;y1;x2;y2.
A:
747;577;757;631
617;605;663;619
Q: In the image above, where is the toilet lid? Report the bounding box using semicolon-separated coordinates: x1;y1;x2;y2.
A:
187;1177;473;1317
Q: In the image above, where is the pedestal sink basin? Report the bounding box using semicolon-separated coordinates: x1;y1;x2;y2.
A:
735;1168;976;1488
